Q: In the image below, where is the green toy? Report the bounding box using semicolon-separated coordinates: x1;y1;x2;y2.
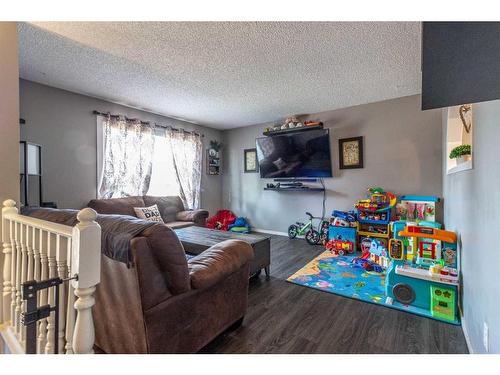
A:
288;212;321;245
430;285;456;322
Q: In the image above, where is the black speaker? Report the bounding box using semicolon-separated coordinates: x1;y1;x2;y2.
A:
393;283;415;305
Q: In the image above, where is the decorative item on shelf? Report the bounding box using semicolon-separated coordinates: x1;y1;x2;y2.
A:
207;140;222;175
262;117;323;136
209;140;222;152
459;104;472;133
449;144;471;164
339;136;364;169
244;148;259;173
304;120;322;127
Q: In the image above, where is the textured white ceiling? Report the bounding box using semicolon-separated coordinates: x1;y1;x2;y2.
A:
18;22;422;129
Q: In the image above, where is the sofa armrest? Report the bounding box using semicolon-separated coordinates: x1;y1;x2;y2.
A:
188;240;254;289
176;209;209;225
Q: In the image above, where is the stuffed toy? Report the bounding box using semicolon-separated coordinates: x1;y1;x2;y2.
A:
206;210;237;231
228;217;251;233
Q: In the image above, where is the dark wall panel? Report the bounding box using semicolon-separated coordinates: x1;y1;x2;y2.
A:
422;22;500;110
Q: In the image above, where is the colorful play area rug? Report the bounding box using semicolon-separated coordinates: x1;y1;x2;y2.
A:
287;251;460;325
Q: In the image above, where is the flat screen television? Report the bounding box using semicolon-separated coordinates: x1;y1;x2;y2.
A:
256;129;332;178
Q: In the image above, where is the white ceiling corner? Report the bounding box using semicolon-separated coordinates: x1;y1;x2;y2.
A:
18;21;422;129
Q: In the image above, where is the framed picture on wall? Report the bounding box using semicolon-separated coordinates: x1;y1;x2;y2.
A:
339;136;364;169
244;148;259;173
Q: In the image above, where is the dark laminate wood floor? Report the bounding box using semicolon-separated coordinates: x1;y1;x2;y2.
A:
201;235;469;354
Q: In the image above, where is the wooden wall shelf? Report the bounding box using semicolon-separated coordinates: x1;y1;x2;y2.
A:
263;124;323;137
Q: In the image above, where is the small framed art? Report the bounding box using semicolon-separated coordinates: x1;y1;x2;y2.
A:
244;148;259;173
339;136;364;169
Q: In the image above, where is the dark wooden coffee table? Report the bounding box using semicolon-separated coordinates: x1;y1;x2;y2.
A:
174;226;271;278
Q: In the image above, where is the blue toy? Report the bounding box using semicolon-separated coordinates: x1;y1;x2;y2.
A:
352;256;383;273
228;217;251;233
332;210;357;222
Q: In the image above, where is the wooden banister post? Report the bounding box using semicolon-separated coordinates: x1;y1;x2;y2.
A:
71;208;101;354
1;199;17;324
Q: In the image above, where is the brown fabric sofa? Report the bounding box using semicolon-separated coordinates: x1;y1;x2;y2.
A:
88;195;209;228
94;223;253;353
24;208;253;354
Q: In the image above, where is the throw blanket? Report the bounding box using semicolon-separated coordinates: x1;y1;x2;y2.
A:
21;207;157;266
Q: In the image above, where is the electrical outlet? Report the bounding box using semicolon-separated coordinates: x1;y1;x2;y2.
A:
483;322;489;352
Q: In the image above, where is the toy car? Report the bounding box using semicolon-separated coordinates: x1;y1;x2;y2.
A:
326;239;353;256
351;257;383;273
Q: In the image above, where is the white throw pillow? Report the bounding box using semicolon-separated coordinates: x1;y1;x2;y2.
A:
133;204;164;223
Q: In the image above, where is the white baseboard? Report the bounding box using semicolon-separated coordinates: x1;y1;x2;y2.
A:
253;228;288;237
460;314;474;354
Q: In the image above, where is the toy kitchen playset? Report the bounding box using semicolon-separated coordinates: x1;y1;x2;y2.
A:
326;189;460;324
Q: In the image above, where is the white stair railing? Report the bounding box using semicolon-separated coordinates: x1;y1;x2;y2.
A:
0;200;101;354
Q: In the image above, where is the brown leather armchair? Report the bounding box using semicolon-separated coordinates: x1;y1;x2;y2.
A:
94;223;253;353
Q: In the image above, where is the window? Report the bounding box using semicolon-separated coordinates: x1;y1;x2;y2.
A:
96;117;203;208
147;134;180;196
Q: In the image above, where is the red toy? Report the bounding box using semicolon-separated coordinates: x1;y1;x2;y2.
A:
206;210;237;231
326;239;354;256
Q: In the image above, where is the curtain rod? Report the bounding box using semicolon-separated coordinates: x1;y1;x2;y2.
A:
92;110;204;137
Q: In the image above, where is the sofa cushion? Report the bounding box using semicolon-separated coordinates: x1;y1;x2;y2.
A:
176;209;209;226
188;239;254;289
133;204;165;223
88;196;145;217
166;221;195;229
143;196;185;223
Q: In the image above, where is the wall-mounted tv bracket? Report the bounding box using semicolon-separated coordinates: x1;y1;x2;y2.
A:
21;275;78;354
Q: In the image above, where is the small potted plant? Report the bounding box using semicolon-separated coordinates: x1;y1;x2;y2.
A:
449;144;471;164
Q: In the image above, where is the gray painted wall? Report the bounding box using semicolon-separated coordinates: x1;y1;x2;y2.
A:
222;95;443;233
19;79;223;214
443;99;500;353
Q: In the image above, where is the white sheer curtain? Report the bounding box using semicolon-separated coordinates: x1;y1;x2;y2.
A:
98;116;155;198
164;128;203;209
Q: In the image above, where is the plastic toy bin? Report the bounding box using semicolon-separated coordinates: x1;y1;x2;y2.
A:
328;226;357;250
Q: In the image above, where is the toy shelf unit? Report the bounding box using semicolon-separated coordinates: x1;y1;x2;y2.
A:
353;188;396;260
356;211;392;252
357;206;392;224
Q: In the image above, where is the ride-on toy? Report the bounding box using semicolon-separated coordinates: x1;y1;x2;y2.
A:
288;212;321;245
